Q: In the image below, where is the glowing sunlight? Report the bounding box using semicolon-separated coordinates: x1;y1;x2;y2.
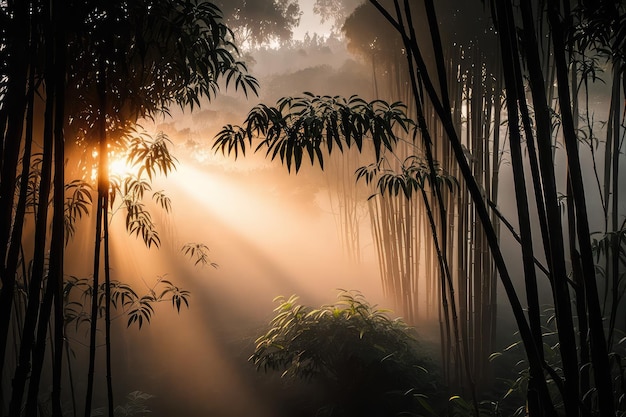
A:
89;146;134;183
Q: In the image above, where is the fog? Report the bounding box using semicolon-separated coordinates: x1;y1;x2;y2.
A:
87;155;387;416
66;16;621;417
5;1;624;416
58;24;398;417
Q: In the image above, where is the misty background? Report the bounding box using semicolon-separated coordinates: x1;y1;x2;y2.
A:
60;2;390;416
85;4;620;417
11;0;623;416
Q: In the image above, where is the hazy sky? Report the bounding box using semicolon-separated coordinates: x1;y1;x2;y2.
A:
292;0;333;39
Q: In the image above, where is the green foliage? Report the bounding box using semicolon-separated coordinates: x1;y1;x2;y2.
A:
490;309;626;417
448;396;505;417
108;131;179;248
64;179;94;244
181;242;219;268
214;93;412;172
63;275;190;331
356;155;457;200
251;290;443;417
92;391;155;416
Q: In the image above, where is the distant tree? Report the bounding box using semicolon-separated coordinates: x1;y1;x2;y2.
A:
214;0;301;46
313;0;363;35
342;1;403;98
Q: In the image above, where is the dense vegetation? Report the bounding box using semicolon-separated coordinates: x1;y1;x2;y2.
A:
1;0;625;416
251;291;444;417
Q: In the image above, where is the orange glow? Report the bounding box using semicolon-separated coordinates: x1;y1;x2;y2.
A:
90;147;134;183
107;153;134;178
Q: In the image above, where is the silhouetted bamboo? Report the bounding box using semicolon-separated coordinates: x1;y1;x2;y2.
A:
488;68;501;356
24;1;66;414
494;4;550;413
567;178;592;416
495;0;544;367
8;22;56;414
419;187;454;381
547;1;614;413
325;151;365;264
0;0;30;385
399;1;480;403
104;196;114;417
65;335;77;417
517;0;555;342
84;58;108;417
51;4;66;414
606;67;622;348
368;1;557;414
0;29;38;405
347;0;505;395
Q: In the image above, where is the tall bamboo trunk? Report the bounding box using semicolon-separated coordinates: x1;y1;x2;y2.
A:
0;34;38;412
8;25;56;415
499;0;546;363
84;58;109;417
547;1;614;413
0;0;31;383
494;4;549;413
24;0;67;412
368;3;557;414
607;65;622;347
51;2;67;414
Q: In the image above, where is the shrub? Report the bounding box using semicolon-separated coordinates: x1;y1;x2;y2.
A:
250;290;442;417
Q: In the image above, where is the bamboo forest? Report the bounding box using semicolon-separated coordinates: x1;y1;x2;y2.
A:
1;0;625;416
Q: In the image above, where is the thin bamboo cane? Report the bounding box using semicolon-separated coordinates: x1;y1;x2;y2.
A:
8;19;57;412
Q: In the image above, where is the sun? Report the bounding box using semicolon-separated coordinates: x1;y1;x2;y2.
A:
90;146;135;184
107;153;134;178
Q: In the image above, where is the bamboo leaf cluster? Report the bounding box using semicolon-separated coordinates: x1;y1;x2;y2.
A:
62;275;191;332
214;93;411;172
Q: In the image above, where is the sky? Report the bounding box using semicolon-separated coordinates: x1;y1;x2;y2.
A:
292;0;333;40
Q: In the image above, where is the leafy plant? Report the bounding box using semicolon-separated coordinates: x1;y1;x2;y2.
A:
63;275;191;331
489;307;626;417
251;290;443;417
213;93;412;172
181;242;219;268
92;391;155;417
356;155;457;200
64;179;93;244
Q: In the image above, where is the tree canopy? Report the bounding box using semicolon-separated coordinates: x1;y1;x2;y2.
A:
214;0;302;46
